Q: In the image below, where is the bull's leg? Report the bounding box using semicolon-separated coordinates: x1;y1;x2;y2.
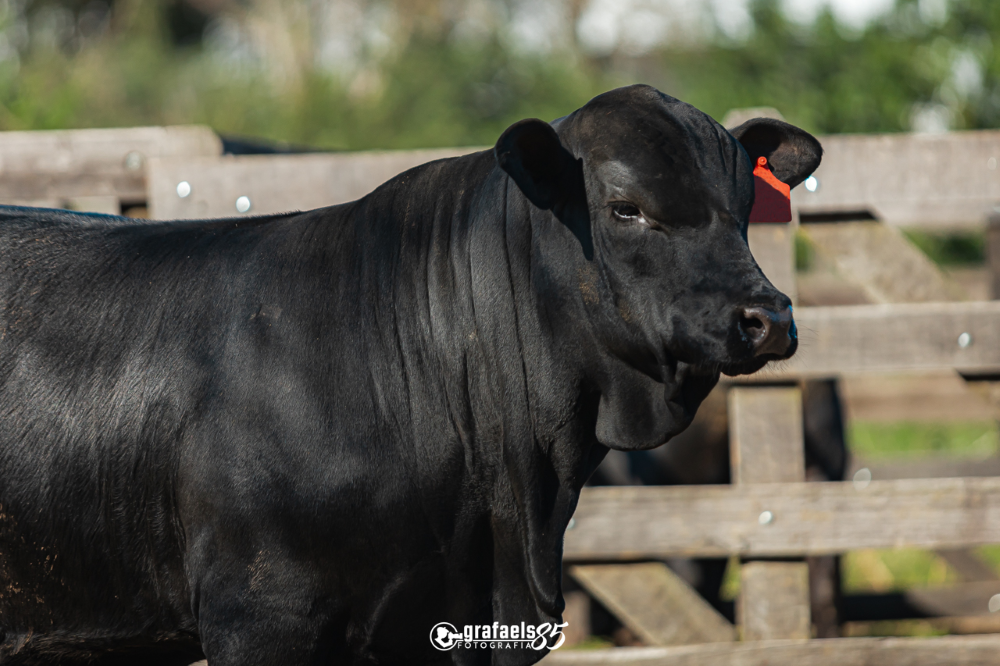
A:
195;573;347;666
196;588;345;666
193;555;345;666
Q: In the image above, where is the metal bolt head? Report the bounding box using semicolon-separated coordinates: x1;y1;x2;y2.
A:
758;510;774;525
236;196;251;213
853;467;872;490
124;151;144;172
804;175;819;192
958;332;973;348
176;181;191;198
990;594;1000;613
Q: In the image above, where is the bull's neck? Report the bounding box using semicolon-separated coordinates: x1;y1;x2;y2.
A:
336;151;601;624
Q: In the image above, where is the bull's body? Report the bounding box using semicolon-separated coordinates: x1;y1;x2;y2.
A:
0;150;583;664
0;86;820;665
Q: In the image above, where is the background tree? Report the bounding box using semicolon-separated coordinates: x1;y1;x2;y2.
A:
0;0;998;146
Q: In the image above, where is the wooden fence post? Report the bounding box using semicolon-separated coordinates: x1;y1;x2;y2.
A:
748;224;797;304
987;212;1000;300
729;386;811;641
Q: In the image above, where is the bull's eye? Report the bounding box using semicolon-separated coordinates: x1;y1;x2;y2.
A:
610;202;645;224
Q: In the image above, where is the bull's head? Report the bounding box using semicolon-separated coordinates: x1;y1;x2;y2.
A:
495;85;821;451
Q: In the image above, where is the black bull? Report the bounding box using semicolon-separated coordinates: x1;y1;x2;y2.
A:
0;85;821;665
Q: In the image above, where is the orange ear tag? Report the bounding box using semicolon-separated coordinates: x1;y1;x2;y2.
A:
749;156;791;223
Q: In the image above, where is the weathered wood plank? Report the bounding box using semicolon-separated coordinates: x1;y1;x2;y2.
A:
563;478;1000;559
0;126;221;204
541;635;1000;666
799;222;964;303
792;130;1000;229
844;614;1000;636
570;563;735;646
143;129;1000;228
767;301;1000;377
988;212;1000;299
838;371;997;422
728;387;804;485
848;455;1000;481
748;224;796;303
728;387;810;639
739;562;811;641
147;148;482;219
562;589;593;647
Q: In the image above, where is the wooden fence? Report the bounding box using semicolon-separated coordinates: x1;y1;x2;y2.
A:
0;125;221;213
792;130;1000;229
6;125;1000;664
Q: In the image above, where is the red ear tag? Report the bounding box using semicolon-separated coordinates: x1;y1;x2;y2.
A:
749;156;791;223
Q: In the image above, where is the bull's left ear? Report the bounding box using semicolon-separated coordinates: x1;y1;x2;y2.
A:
495;119;577;210
730;118;822;188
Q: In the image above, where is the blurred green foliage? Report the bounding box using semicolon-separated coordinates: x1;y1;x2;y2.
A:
902;229;986;265
662;0;1000;134
842;547;958;594
0;1;616;148
2;0;1000;146
794;228;816;271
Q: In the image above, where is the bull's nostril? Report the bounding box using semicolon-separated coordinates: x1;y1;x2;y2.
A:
741;305;794;358
740;313;767;343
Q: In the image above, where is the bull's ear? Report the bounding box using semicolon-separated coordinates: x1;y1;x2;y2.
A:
495;118;576;210
730;118;822;189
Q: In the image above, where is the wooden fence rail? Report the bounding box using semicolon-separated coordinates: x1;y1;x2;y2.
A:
147;148;478;219
792;130;1000;229
771;301;1000;377
0;126;221;210
134;128;1000;229
3;125;999;230
566;478;1000;559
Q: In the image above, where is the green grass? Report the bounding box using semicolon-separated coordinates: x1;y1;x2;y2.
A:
564;636;615;650
848;420;999;460
720;546;997;599
842;546;1000;637
972;545;1000;573
842;420;1000;601
901;230;985;267
842;548;958;593
794;228;816;272
720;556;741;602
